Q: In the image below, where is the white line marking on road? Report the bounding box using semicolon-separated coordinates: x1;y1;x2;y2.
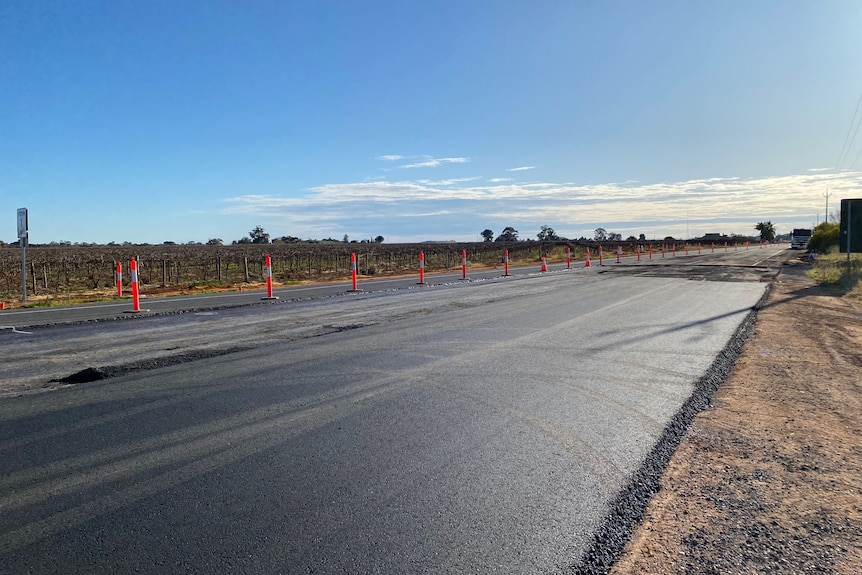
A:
0;326;33;335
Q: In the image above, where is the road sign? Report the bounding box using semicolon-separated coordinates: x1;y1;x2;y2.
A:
17;207;28;239
840;199;862;253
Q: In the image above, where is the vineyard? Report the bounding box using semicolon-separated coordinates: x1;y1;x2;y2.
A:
0;240;745;306
0;241;574;304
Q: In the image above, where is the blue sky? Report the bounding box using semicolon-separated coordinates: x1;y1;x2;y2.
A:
2;1;862;245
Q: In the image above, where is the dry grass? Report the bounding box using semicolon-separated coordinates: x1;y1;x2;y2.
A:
806;250;862;301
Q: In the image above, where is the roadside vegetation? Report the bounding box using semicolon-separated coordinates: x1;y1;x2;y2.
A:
806;221;840;254
807;254;862;300
802;220;861;299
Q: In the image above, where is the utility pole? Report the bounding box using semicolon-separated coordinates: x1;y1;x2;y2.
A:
824;189;832;223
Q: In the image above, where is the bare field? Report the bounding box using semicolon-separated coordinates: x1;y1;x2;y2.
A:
610;260;862;574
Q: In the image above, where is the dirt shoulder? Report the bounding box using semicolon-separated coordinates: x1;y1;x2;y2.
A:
609;260;862;573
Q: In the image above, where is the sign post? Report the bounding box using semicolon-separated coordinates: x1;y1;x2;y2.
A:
17;208;28;303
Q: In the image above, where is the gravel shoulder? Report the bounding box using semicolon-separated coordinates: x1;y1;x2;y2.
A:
609;259;862;574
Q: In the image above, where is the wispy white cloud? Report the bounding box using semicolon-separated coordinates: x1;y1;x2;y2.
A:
402;156;470;169
221;170;862;241
416;177;482;186
488;177;512;183
377;155;404;161
507;166;535;172
807;167;831;172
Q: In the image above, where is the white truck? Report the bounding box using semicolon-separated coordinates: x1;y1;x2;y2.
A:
790;228;812;249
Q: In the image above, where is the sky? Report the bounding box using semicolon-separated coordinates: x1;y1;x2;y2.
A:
2;0;862;245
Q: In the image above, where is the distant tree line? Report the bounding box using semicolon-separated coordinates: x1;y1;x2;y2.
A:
479;225;628;243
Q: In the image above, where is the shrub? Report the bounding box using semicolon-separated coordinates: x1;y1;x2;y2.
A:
807;222;839;254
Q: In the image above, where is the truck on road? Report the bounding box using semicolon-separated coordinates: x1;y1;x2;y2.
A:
790;228;812;249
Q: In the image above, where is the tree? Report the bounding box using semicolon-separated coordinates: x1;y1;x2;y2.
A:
594;228;608;241
608;232;622;242
206;238;223;245
374;235;385;243
343;234;350;243
249;226;270;244
639;233;646;241
495;226;519;242
755;221;776;243
537;225;561;241
481;229;495;242
275;235;301;243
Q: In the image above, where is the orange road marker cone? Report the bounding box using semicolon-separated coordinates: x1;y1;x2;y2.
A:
262;254;279;300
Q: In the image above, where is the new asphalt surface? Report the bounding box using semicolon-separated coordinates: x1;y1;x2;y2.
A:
0;247;786;573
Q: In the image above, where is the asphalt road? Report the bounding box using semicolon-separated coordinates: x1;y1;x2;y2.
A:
0;247;787;573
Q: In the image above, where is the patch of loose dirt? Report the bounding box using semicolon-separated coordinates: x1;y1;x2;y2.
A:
610;260;862;574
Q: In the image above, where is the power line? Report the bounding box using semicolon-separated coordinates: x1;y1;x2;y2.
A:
836;89;862;171
851;136;862;170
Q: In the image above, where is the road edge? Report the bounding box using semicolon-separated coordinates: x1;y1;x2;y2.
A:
567;282;772;574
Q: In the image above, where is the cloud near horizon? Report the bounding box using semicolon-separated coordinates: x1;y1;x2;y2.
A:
222;171;862;242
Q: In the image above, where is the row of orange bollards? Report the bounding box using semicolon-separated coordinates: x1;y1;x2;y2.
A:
104;241;762;313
